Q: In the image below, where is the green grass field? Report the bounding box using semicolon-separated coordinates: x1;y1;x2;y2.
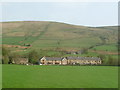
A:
92;44;118;52
2;65;118;88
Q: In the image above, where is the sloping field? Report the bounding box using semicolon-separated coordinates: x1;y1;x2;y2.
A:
1;21;118;51
2;65;118;88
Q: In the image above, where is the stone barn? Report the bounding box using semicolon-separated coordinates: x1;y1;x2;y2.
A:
40;57;68;65
12;58;28;65
66;57;102;65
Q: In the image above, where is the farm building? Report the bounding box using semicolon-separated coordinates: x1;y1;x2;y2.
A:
11;58;28;65
40;57;68;65
66;57;101;65
65;50;86;55
39;56;102;65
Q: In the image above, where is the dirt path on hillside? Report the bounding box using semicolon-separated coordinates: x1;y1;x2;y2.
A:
2;44;31;49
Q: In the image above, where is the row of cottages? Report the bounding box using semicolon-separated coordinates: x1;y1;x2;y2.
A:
40;57;102;65
11;58;29;64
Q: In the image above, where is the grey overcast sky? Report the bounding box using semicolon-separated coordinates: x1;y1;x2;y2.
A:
1;2;118;27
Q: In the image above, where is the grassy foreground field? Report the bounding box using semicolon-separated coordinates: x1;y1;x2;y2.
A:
2;65;118;88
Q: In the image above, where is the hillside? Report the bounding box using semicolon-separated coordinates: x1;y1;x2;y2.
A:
1;21;118;53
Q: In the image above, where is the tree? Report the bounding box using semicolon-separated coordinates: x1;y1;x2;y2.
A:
28;50;39;64
98;54;106;65
107;56;118;66
118;58;120;66
99;54;106;60
108;56;114;65
2;56;9;64
8;52;22;64
81;48;88;54
2;47;10;56
2;47;10;64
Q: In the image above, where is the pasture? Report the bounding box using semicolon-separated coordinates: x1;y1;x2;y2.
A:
2;65;118;88
92;44;118;52
2;21;118;51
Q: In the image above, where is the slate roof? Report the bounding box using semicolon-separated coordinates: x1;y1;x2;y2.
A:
41;57;101;61
66;57;101;61
12;58;28;64
44;57;64;61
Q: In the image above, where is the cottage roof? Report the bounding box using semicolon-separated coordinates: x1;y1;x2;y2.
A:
44;57;64;61
66;57;101;61
13;58;28;63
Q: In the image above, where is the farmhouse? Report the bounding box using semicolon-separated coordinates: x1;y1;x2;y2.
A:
11;58;28;64
40;57;68;65
66;57;101;65
40;56;102;65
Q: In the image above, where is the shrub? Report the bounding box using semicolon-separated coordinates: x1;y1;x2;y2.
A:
28;50;39;64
